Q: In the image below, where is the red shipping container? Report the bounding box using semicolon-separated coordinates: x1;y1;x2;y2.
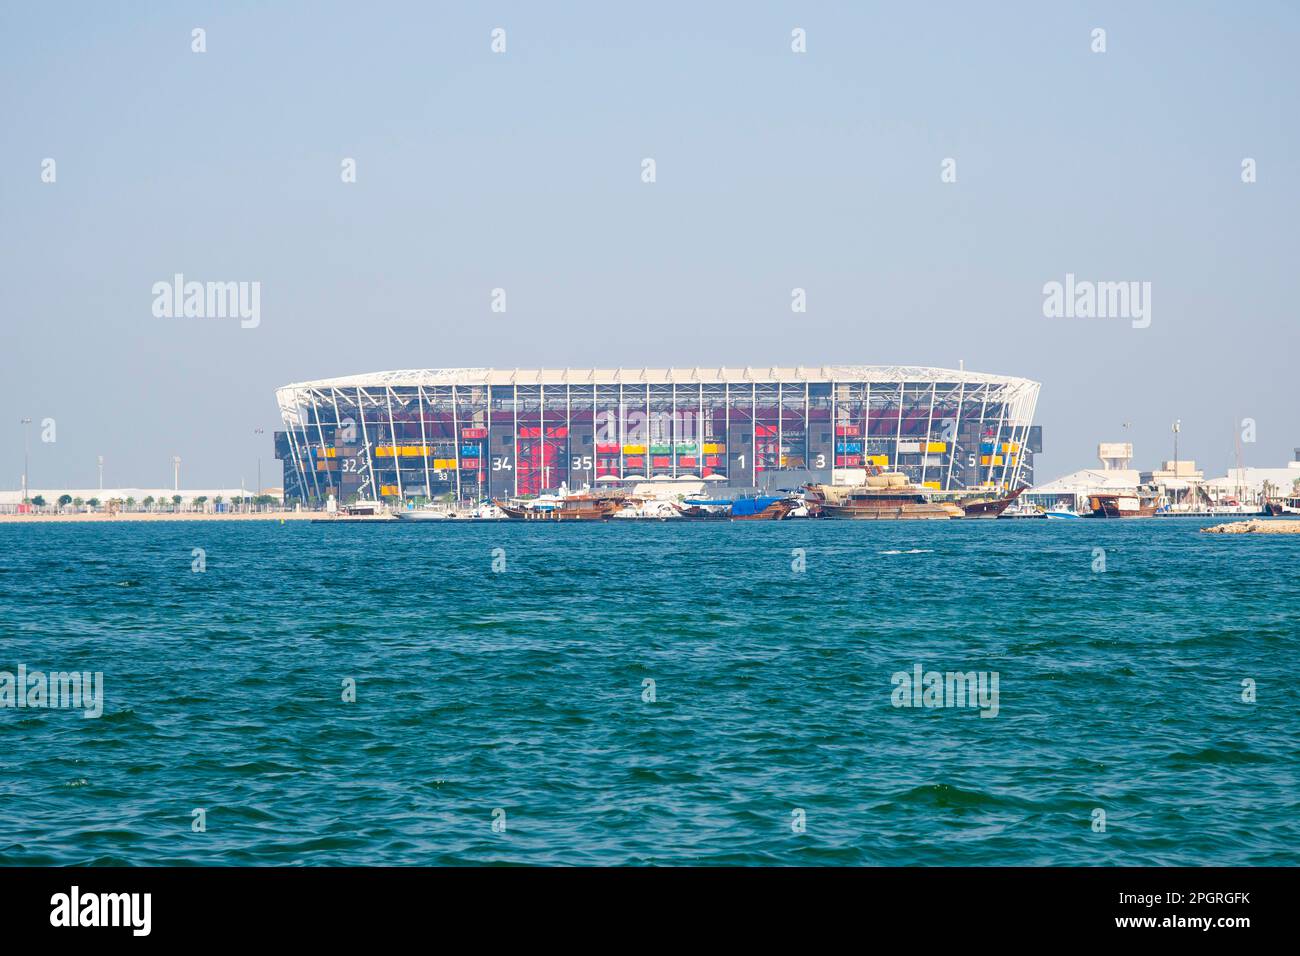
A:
625;456;644;468
705;455;720;466
596;444;619;455
756;424;778;437
652;456;670;468
545;426;569;438
835;425;860;437
678;456;697;467
461;458;480;469
836;455;862;467
461;427;487;439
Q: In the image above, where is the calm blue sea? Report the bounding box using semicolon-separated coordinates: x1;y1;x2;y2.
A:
1;519;1296;866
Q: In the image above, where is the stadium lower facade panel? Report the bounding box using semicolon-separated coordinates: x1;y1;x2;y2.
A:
273;367;1042;504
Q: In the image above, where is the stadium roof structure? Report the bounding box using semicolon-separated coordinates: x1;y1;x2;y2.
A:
278;365;1038;396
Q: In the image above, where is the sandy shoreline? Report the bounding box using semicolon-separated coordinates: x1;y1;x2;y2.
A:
0;511;321;524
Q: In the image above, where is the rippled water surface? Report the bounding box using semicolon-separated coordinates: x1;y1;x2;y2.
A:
1;519;1296;865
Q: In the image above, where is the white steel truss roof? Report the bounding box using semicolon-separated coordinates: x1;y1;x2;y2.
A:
278;365;1038;396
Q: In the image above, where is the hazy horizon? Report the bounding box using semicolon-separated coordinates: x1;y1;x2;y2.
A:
3;1;1297;490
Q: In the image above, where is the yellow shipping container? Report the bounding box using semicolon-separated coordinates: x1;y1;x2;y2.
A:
379;485;399;497
433;458;457;470
866;454;889;467
623;444;646;455
1001;441;1020;453
980;455;1005;466
922;481;941;489
926;441;947;453
702;443;726;454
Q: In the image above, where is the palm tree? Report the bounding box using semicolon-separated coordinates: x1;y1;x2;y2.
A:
57;494;72;509
171;494;183;510
72;497;84;510
87;497;100;510
142;495;155;510
31;494;46;507
125;496;136;511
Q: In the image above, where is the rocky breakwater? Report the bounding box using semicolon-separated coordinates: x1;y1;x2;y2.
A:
1202;520;1300;535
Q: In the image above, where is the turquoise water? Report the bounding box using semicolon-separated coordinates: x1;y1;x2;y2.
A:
1;519;1296;866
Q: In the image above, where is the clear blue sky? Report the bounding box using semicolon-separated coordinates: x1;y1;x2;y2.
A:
2;1;1297;488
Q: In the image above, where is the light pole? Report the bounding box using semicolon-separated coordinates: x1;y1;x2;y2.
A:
97;455;104;491
172;455;181;492
20;417;32;505
254;427;265;504
1172;420;1181;509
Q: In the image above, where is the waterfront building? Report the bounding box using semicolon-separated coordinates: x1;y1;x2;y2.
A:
273;366;1042;505
0;487;257;514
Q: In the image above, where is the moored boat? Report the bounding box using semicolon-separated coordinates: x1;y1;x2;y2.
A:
1044;508;1083;519
311;499;397;523
959;487;1024;519
674;497;733;519
395;504;455;520
495;495;623;521
1088;492;1159;518
729;496;798;520
806;475;953;520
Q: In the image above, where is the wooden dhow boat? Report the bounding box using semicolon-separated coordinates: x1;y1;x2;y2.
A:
1088;492;1160;518
494;494;624;521
805;474;954;520
957;486;1025;519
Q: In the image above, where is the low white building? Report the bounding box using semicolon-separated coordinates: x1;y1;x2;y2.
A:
1203;463;1300;501
1025;468;1143;512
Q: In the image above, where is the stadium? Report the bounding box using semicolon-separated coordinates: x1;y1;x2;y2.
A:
273;366;1042;505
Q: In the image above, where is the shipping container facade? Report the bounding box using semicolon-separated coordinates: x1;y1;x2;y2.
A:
274;367;1041;504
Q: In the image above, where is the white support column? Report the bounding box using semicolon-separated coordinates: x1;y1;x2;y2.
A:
385;386;404;501
944;378;967;491
283;391;311;502
308;390;333;497
724;382;730;482
894;381;905;475
830;380;837;475
356;387;378;500
776;380;783;475
975;384;990;488
451;384;462;501
803;381;809;469
986;385;1007;491
671;382;677;478
919;381;938;488
565;383;572;487
417;385;433;499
